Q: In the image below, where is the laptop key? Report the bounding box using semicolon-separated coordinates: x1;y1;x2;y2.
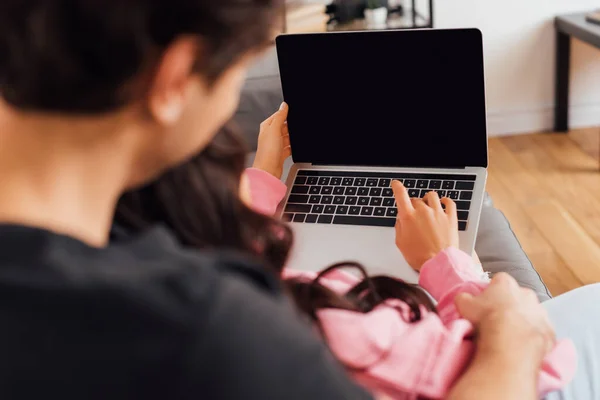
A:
342;178;354;186
369;188;382;197
295;177;307;185
318;215;333;224
458;221;467;231
457;211;469;221
288;195;309;204
429;180;442;189
309;195;321;204
312;205;324;214
355;178;366;186
345;196;358;205
436;190;447;197
386;208;398;217
357;187;369;196
331;178;342;186
366;179;378;187
309;186;321;194
370;197;383;206
324;205;336;214
307;177;318;185
374;207;386;217
456;181;475;190
460;191;473;200
417;180;428;189
378;178;391;187
383;198;395;207
333;196;345;205
333;216;396;228
333;187;345;195
322;196;333;204
349;206;361;215
345;187;358;196
336;206;349;215
305;214;318;223
456;201;470;210
321;186;333;195
283;213;294;222
293;214;306;223
292;185;310;194
420;190;431;198
361;207;374;216
285;204;312;213
382;188;393;197
442;181;455;190
404;179;416;188
408;189;420;198
318;177;331;186
358;197;369;206
447;191;459;200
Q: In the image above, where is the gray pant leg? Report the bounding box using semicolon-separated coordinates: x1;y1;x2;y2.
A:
544;284;600;400
475;195;552;302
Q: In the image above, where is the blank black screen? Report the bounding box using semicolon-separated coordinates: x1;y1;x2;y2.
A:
276;29;488;168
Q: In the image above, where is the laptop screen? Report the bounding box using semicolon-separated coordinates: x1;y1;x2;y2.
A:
276;29;488;168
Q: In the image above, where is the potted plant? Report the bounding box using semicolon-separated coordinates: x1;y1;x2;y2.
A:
364;0;388;27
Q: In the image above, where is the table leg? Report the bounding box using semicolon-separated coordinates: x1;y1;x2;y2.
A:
554;30;571;133
429;0;434;28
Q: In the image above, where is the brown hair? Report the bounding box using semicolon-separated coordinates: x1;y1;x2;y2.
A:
0;0;282;113
115;125;436;334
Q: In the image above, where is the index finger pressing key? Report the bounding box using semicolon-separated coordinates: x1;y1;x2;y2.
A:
391;180;414;218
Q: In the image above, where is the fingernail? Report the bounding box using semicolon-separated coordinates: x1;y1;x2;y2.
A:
279;102;287;111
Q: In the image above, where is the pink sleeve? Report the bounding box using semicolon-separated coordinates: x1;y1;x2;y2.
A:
419;247;490;325
244;168;287;216
317;251;576;399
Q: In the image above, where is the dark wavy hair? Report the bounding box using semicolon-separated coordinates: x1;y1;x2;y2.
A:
115;125;436;334
0;0;282;113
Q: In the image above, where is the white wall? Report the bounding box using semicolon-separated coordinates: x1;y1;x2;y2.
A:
436;0;600;135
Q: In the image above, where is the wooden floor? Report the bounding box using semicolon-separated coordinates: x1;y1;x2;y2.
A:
487;128;600;296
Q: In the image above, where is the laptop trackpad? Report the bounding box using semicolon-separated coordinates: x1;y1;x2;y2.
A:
286;223;420;284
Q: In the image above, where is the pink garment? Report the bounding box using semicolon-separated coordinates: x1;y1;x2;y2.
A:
245;168;576;399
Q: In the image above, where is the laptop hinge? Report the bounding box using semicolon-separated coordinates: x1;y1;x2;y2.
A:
311;163;469;170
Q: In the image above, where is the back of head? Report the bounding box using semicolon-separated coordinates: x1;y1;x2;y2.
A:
0;0;281;114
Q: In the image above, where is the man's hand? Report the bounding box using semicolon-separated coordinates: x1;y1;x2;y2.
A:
392;180;459;271
456;273;555;362
253;102;291;179
447;273;556;400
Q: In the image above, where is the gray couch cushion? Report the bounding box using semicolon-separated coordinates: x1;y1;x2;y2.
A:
237;49;552;302
475;198;551;301
235;48;283;150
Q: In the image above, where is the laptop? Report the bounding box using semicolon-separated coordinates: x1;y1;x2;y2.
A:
275;29;488;283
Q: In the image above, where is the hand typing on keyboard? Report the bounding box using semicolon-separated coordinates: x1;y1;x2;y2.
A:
392;180;460;272
253;102;292;179
285;171;474;229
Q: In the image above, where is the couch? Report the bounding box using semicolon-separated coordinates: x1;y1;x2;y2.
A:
234;48;552;301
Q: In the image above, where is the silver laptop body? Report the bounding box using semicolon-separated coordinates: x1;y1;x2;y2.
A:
276;29;488;283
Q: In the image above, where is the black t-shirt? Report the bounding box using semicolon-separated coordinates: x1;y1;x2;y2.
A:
0;225;371;399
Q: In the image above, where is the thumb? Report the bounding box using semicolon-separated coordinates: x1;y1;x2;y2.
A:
454;293;482;323
271;102;288;126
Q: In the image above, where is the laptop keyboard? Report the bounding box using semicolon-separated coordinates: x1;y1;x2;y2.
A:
283;170;476;231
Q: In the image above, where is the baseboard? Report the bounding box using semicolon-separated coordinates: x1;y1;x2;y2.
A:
487;103;600;136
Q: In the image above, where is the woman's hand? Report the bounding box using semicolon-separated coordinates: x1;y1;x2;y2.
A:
455;273;555;363
252;102;291;179
392;180;459;271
